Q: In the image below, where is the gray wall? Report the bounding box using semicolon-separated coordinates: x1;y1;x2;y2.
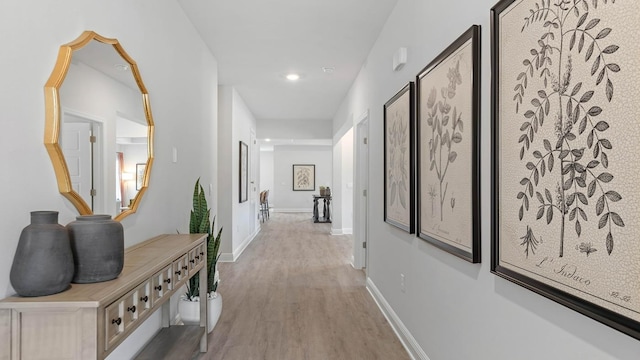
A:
333;0;640;359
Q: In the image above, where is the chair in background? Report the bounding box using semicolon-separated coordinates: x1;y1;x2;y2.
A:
259;190;270;222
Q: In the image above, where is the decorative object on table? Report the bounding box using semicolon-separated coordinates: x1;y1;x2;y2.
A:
319;186;326;196
66;214;124;283
292;164;315;191
491;0;640;339
179;178;223;333
239;141;248;203
417;25;481;263
384;82;415;233
325;186;331;196
10;211;74;297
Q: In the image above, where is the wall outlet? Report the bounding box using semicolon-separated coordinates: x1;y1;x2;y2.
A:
400;273;406;293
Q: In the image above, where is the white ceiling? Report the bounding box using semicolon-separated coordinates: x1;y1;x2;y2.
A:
178;0;399;123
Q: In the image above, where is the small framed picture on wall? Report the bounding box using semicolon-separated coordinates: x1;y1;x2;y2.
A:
292;164;315;191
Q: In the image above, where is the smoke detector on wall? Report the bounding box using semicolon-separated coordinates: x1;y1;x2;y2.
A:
393;47;407;71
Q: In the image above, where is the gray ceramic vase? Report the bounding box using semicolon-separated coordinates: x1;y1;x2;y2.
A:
10;211;74;297
67;214;124;283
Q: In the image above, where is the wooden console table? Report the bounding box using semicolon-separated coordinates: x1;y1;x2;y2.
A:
0;234;208;360
312;195;332;223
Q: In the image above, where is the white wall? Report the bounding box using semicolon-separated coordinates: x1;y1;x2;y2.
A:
341;129;354;233
331;129;354;235
334;0;640;359
218;86;259;260
0;1;218;359
273;145;332;211
257;119;333;140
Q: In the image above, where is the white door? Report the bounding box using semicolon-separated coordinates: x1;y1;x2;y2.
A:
61;121;93;208
354;112;369;270
250;130;258;231
61;112;104;213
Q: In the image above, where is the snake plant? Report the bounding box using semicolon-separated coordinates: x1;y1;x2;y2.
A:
186;178;222;300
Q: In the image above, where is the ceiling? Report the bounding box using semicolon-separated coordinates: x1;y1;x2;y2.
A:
178;0;399;124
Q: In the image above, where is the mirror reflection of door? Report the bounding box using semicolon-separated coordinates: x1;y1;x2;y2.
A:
60;112;103;212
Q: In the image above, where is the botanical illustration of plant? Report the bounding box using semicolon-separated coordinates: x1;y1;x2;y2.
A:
513;0;624;258
297;167;311;188
426;59;464;221
428;185;438;217
387;110;409;210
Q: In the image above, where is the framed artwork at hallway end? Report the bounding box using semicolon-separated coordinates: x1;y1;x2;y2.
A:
417;25;481;263
239;141;248;203
492;0;640;339
384;82;415;233
292;164;315;191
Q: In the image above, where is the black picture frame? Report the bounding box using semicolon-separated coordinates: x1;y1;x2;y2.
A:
491;0;640;340
416;24;481;263
292;164;315;191
384;82;415;233
239;141;248;203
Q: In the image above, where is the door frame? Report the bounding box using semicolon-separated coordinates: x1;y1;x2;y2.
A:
353;110;369;271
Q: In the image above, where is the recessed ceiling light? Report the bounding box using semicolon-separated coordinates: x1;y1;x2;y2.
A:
322;67;335;74
286;73;300;81
265;139;271;142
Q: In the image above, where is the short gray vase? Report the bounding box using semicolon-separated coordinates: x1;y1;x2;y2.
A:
67;214;124;283
10;211;74;297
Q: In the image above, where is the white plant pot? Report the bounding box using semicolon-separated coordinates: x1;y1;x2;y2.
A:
178;292;222;333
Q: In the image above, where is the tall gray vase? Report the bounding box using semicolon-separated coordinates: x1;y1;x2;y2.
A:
10;211;74;297
67;214;124;283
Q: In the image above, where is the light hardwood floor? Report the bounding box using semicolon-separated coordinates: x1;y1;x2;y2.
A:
197;212;410;360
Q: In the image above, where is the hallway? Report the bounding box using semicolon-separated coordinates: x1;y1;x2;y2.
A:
199;213;410;360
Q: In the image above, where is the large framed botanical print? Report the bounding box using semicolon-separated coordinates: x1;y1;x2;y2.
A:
384;82;415;233
417;25;481;263
492;0;640;339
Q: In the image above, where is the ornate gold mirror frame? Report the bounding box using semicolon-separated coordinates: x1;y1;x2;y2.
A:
44;31;154;221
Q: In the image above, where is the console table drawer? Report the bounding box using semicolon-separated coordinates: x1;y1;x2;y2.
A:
172;254;189;285
152;265;173;304
188;244;206;271
105;298;125;349
135;280;152;319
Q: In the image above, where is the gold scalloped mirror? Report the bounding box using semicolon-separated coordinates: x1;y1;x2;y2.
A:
44;31;154;221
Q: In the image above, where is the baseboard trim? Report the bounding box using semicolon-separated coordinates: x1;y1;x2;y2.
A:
331;227;353;235
219;227;261;263
272;208;312;213
366;278;429;360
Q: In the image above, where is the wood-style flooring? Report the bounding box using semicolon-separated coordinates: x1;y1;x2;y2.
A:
197;212;410;360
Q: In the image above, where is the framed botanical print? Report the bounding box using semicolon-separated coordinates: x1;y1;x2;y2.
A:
384;82;415;233
417;25;481;263
135;163;146;191
492;0;640;339
292;164;315;191
239;141;248;203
